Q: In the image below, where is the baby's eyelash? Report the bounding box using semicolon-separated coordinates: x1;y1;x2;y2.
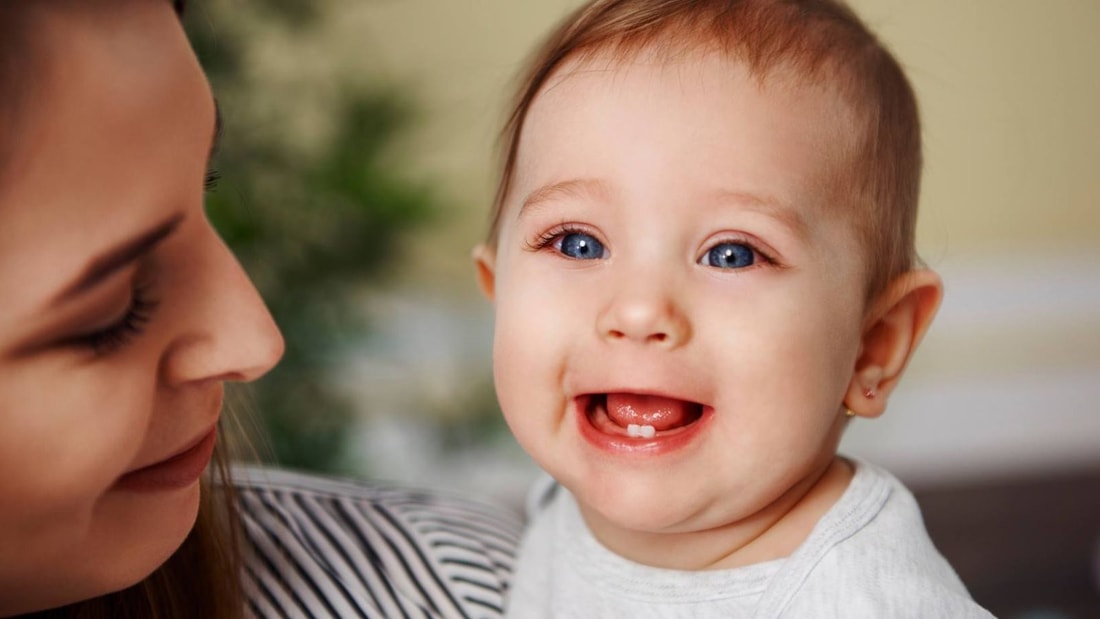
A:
524;223;591;252
76;285;160;355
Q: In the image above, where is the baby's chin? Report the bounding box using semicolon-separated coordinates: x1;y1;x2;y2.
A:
569;474;721;535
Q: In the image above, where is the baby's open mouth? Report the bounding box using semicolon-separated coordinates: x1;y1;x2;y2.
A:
582;393;705;438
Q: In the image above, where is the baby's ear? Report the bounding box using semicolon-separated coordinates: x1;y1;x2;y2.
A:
472;244;497;301
844;269;943;418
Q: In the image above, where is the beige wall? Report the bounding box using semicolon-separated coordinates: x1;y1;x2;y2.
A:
851;0;1100;255
325;1;1099;483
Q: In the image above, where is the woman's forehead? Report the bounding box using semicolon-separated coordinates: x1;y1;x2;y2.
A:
0;0;212;323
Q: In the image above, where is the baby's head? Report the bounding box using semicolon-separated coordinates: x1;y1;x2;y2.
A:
488;0;924;300
475;0;942;568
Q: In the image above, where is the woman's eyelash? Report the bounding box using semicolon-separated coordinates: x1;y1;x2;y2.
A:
76;286;160;355
204;167;222;192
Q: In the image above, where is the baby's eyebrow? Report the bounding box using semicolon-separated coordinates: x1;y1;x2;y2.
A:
519;179;811;240
519;178;611;217
710;189;811;241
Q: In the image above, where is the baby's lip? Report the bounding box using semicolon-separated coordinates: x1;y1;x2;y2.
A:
577;392;707;435
573;386;710;409
575;392;715;451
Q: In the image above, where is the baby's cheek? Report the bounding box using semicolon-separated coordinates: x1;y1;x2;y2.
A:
494;319;551;400
492;290;569;417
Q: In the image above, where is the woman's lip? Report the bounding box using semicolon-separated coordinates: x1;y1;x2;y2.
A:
575;395;713;455
113;426;217;493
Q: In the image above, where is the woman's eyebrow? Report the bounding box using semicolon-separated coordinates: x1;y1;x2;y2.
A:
53;213;185;305
49;100;216;307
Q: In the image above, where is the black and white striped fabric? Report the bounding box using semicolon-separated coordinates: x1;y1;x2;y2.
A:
234;467;522;618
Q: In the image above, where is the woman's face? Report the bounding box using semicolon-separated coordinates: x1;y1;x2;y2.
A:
0;0;284;613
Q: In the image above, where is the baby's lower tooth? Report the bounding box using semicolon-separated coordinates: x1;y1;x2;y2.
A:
627;424;656;438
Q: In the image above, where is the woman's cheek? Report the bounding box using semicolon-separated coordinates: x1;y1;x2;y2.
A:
49;363;156;498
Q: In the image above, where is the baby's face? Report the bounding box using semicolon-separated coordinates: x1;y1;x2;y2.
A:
482;51;868;554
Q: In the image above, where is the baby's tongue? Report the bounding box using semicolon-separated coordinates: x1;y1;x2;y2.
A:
605;393;695;431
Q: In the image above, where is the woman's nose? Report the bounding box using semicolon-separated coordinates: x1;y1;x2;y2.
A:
596;276;691;349
161;231;284;387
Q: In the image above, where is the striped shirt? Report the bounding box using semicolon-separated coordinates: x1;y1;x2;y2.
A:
234;468;522;619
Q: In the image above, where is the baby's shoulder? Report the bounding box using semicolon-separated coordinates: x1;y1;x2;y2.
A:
771;460;994;618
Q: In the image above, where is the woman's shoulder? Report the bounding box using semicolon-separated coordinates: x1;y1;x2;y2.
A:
231;466;522;618
233;466;522;527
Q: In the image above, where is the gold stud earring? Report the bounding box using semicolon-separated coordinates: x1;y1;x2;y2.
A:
845;409;856;418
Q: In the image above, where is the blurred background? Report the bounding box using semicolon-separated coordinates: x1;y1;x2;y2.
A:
184;1;1099;616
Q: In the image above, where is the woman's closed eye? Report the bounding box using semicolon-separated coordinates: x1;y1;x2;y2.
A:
63;160;220;356
65;284;160;355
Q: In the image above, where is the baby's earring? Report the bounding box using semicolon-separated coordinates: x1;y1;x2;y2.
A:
845;387;876;418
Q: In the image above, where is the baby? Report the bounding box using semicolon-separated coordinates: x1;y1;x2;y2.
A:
474;0;993;616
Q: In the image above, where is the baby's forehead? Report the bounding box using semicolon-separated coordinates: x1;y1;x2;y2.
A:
515;49;863;234
524;47;863;186
541;45;861;134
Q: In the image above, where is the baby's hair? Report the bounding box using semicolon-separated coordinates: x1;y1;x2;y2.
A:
487;0;922;301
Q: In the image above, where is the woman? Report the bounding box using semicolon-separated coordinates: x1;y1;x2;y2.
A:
0;1;519;616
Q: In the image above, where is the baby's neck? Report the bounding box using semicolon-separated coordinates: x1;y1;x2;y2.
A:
578;456;854;571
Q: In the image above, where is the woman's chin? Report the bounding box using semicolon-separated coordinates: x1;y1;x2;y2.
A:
91;482;203;588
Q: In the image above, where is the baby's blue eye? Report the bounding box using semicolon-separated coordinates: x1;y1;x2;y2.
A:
559;232;605;260
705;242;755;269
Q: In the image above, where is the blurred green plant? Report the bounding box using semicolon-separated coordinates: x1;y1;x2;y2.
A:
184;1;436;473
